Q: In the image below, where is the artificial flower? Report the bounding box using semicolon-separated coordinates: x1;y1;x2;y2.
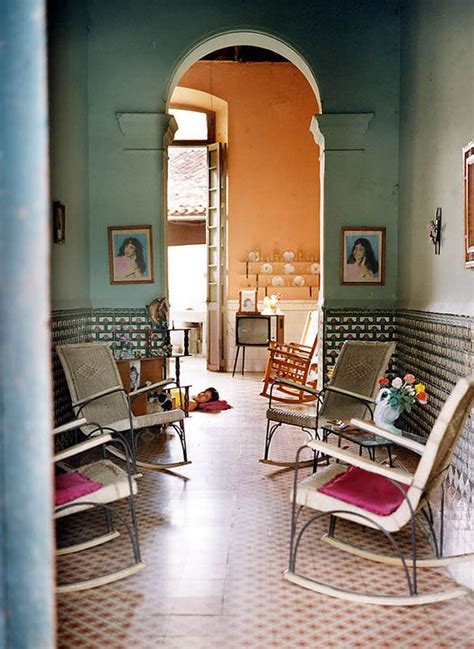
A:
392;377;403;389
415;383;426;394
404;373;416;384
416;391;428;403
378;377;390;385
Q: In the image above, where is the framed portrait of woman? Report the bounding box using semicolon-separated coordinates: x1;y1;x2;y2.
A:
108;225;154;284
340;227;385;285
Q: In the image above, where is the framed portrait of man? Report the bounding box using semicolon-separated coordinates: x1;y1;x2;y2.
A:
108;225;154;284
340;227;385;285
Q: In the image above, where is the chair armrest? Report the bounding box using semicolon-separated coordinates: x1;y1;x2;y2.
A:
268;342;312;359
129;378;177;398
52;418;88;436
350;419;426;455
306;439;414;486
53;433;114;463
288;343;312;351
72;385;126;408
323;385;376;404
270;377;320;398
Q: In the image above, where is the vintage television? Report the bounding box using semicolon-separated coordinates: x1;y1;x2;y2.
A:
235;314;284;347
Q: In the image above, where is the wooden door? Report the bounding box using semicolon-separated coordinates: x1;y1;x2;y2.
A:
206;143;226;371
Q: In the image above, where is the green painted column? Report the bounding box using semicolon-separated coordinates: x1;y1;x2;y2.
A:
313;112;398;309
1;1;55;647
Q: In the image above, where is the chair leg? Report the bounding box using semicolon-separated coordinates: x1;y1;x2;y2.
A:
55;501;145;593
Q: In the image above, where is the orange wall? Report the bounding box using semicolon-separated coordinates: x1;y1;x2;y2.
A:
177;61;320;299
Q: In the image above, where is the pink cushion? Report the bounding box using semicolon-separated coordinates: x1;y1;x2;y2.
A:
317;466;408;516
55;471;103;506
198;400;232;411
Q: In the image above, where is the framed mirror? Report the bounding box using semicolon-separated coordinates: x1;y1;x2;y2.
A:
463;141;474;269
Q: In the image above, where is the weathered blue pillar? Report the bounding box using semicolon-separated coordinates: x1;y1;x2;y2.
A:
1;1;55;647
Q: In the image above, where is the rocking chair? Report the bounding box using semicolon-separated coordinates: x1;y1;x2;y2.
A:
57;342;190;471
261;340;395;468
285;374;474;605
260;309;319;403
54;417;145;592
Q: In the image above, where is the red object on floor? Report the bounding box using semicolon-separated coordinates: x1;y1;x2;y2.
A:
198;399;232;411
318;466;409;515
55;471;103;506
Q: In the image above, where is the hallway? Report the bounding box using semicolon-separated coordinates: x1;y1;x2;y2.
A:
56;363;474;648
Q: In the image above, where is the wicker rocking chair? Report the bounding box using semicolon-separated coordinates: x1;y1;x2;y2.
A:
57;342;190;471
261;340;395;468
54;418;145;592
285;375;474;605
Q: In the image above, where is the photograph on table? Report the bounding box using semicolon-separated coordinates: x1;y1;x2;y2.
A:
108;225;154;284
340;227;385;285
238;289;259;314
129;362;141;391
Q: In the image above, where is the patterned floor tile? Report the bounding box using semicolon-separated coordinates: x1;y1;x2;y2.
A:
56;358;474;648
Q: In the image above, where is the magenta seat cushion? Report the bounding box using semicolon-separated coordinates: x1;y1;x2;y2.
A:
198;400;232;411
55;471;103;506
317;466;409;516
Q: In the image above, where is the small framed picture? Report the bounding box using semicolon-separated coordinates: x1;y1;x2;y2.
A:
108;225;154;284
340;227;385;285
238;289;259;314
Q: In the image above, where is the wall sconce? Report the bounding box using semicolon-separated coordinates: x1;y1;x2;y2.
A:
428;207;442;254
52;200;66;244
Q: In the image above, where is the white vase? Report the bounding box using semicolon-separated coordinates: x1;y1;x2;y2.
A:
374;387;403;434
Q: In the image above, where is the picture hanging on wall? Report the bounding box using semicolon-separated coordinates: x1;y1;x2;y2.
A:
108;225;154;284
340;227;385;285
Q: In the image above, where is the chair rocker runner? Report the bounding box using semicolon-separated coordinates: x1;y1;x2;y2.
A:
285;375;474;605
54;418;145;593
261;341;395;469
260;309;319;404
57;342;190;471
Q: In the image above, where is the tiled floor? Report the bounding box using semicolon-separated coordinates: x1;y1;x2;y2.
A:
56;359;474;648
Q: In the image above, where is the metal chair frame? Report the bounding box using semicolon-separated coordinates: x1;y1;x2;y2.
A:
284;376;474;605
54;418;145;593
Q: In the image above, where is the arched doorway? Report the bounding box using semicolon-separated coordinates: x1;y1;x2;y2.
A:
165;33;323;375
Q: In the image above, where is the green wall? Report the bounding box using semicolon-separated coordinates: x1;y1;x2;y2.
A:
83;0;401;308
48;0;91;309
398;0;474;315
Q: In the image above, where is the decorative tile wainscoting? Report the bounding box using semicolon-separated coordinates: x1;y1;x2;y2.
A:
322;308;396;379
51;308;94;425
323;307;474;588
51;307;168;425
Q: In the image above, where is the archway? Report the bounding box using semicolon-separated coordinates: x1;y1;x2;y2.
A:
165;32;324;375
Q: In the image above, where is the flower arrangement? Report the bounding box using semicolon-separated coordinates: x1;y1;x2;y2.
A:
377;373;428;412
262;293;282;315
374;374;428;433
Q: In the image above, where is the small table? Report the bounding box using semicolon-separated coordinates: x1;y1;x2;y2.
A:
322;421;426;467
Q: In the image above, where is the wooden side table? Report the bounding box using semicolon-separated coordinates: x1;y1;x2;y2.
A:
116;356;165;416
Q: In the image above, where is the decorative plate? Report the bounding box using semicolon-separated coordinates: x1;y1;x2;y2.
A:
272;275;285;287
308;262;320;274
283;263;295;274
260;262;273;274
292;275;305;287
282;249;295;262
